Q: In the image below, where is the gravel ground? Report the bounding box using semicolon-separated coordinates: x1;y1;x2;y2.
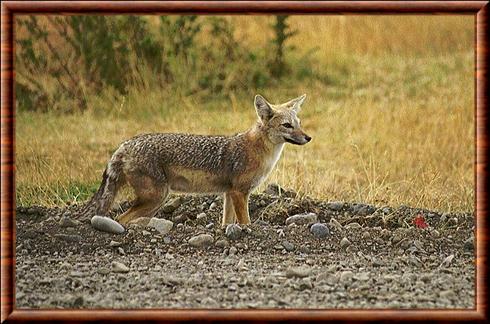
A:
16;185;475;309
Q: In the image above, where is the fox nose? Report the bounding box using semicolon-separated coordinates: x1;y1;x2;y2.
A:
305;135;312;142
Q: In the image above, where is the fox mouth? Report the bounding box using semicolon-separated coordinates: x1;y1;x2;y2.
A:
283;137;303;145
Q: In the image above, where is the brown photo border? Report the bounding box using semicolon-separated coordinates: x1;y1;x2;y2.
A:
1;1;488;322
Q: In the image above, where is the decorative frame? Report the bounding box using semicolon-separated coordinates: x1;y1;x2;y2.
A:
1;1;488;322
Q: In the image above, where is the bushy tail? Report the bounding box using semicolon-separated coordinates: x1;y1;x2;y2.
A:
77;161;124;220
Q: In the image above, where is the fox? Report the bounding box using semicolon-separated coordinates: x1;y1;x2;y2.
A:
89;94;311;227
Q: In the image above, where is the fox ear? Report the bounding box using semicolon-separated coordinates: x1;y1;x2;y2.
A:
254;94;274;122
291;94;306;113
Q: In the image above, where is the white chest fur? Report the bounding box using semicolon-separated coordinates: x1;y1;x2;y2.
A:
252;143;284;188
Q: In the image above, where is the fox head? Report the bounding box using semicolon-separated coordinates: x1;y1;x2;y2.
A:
254;94;312;145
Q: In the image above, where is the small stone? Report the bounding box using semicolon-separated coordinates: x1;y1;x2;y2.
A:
163;237;171;244
109;240;122;247
298;278;313;290
209;202;218;211
215;239;229;248
344;222;362;229
188;234;214;248
206;222;214;229
440;213;448;223
282;240;295;251
127;217;151;227
173;215;188;224
162;197;183;213
329;218;343;230
340;270;354;283
196;212;207;222
340;237;351;248
440;254;455;267
298;246;311;254
117;247;125;255
59;216;81;228
328;202;344;211
380;229;391;239
285;213;318;226
225;224;243;240
361;231;370;240
310;223;330;238
91;215;125;234
354;272;370;282
432;229;440;237
229;246;238;256
176;223;184;231
142;230;151;236
112;261;129;273
440;290;456;299
464;236;474;251
147;217;173;235
286;266;312;278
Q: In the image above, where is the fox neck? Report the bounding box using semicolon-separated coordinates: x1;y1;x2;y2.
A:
246;123;285;171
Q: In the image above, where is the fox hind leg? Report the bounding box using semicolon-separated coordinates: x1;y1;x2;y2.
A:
222;192;237;227
116;173;169;225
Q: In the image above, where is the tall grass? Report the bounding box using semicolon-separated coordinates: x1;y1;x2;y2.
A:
15;16;474;212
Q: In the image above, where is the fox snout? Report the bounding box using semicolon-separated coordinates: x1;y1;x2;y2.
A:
284;131;312;145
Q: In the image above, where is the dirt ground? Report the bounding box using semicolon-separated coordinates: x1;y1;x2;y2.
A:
15;185;475;309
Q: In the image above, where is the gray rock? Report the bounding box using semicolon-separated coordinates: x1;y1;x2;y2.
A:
340;237;351;248
340;270;354;283
361;231;371;240
328;202;344;211
285;213;318;226
225;224;243;240
188;234;214;248
286;266;312;278
464;236;474;251
91;215;125;234
310;223;330;238
215;239;229;248
282;240;295;251
162;197;183;213
229;246;238;256
440;254;455;267
173;215;188;224
147;217;173;235
59;216;80;228
206;222;214;229
209;202;218;211
112;261;130;273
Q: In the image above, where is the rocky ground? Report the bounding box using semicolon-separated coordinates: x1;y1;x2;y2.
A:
16;184;475;309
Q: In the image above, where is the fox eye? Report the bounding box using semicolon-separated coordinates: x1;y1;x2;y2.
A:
282;122;293;129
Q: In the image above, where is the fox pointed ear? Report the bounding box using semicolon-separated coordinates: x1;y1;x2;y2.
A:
291;94;306;113
254;94;274;122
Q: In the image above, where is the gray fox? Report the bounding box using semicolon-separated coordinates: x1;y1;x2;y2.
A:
90;94;311;226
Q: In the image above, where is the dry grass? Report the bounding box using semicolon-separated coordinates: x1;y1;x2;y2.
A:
16;16;474;212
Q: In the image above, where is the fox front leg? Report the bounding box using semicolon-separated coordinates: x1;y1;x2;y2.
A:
222;192;237;227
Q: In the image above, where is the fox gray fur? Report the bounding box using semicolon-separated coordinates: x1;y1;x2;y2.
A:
90;94;311;226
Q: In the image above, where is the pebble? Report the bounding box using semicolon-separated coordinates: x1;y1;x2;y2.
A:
286;266;312;278
209;202;218;211
59;216;81;228
162;197;183;213
215;239;229;248
380;228;391;239
328;202;344;211
109;240;122;247
285;213;318;226
310;223;330;238
361;231;371;240
91;215;125;234
142;230;151;236
344;222;362;229
147;217;173;235
225;224;243;240
206;223;214;229
339;270;354;283
112;261;130;273
188;234;214;248
176;223;184;231
196;212;207;222
440;254;455;268
173;215;187;224
464;236;474;251
229;246;238;256
280;240;294;252
329;218;343;230
340;237;351;248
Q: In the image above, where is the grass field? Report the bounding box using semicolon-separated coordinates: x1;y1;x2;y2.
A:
15;16;474;213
